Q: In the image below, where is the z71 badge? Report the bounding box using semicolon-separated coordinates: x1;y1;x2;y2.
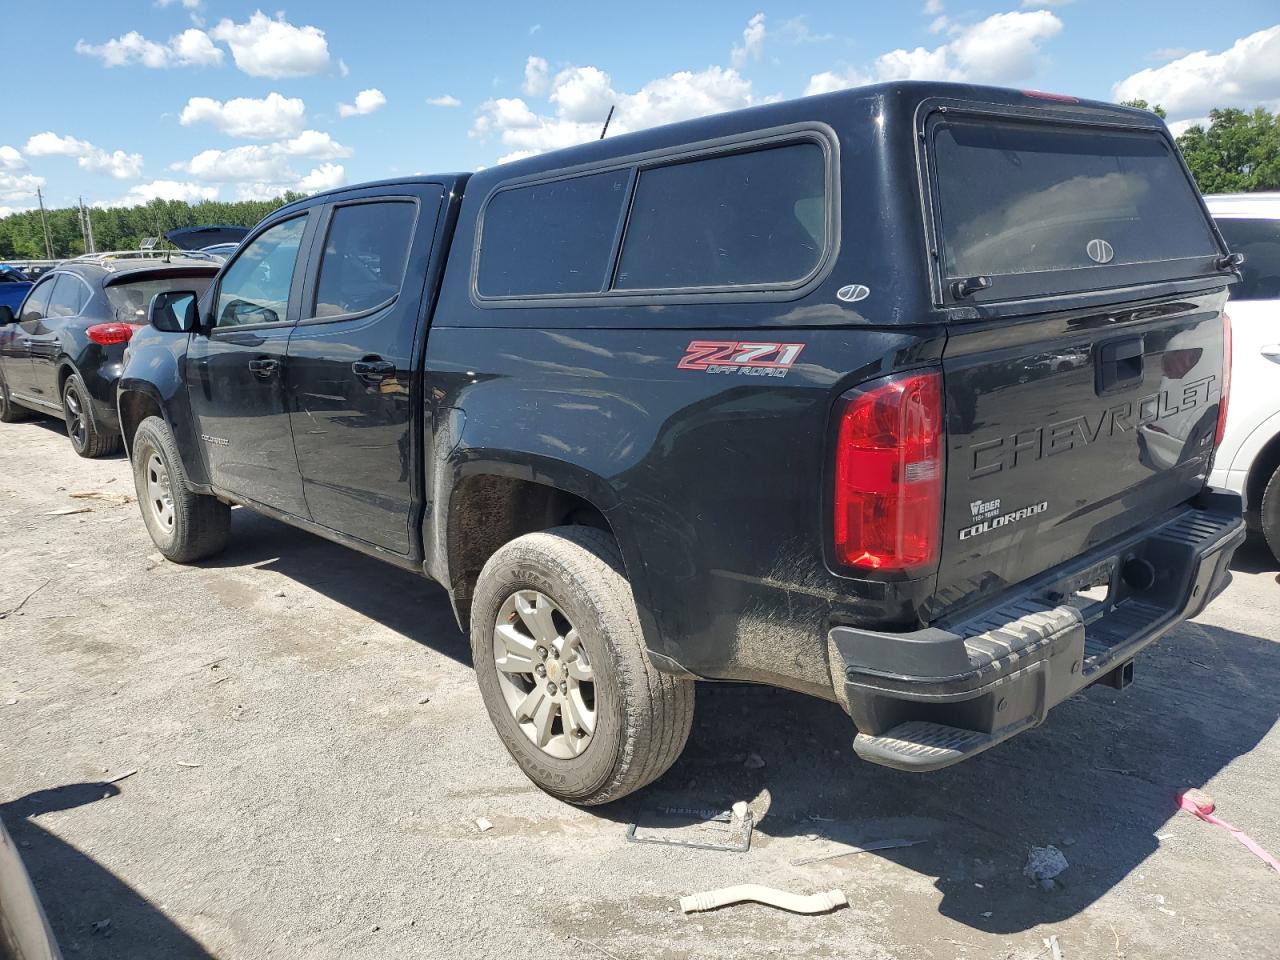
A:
678;340;805;378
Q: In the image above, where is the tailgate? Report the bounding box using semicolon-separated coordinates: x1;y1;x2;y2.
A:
924;109;1231;616
935;290;1227;612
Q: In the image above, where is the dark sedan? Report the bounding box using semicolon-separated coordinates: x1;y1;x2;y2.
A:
0;253;218;457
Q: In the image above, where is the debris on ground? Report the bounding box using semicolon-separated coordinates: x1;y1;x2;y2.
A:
45;506;92;517
1024;845;1070;889
627;802;755;853
475;817;493;832
1178;788;1280;874
743;752;766;770
1044;933;1064;959
176;761;202;768
792;837;925;866
106;769;138;784
0;579;51;620
679;885;848;915
90;919;112;936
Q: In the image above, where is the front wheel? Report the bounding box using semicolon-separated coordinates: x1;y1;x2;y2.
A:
63;373;120;458
131;416;230;563
470;526;694;805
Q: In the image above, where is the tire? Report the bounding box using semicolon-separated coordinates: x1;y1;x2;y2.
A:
1261;464;1280;564
470;526;694;805
0;377;31;423
131;416;230;563
63;373;121;458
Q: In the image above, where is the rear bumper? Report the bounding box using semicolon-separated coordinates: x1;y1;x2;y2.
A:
830;494;1245;771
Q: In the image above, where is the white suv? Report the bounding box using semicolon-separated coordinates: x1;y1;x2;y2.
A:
1206;192;1280;560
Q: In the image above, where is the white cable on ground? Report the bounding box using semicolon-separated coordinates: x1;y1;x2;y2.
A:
679;885;848;915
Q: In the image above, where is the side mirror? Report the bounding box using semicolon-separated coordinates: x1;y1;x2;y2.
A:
0;304;14;325
148;290;198;333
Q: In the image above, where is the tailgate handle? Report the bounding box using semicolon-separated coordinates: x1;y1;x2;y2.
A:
1096;337;1144;394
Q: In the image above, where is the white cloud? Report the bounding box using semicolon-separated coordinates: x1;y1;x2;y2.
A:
337;88;386;118
0;171;44;205
296;163;346;192
24;132;143;179
924;0;945;14
155;0;202;9
428;95;462;107
523;56;550;96
777;17;832;44
473;63;756;163
1113;26;1280;119
805;10;1062;94
75;28;223;68
1167;116;1210;138
0;146;24;170
805;68;873;96
731;13;767;69
97;179;220;208
174;133;350;198
180;92;306;139
209;11;330;78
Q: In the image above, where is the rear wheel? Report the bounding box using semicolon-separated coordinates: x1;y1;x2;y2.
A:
63;373;120;458
470;526;694;805
131;416;230;563
1261;465;1280;563
0;377;31;423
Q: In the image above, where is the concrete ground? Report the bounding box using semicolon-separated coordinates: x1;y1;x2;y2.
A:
2;414;1278;960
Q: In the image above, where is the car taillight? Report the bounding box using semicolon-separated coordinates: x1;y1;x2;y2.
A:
1215;311;1232;446
86;322;141;346
833;370;944;573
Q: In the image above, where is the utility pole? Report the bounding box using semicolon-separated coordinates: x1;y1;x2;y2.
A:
78;197;96;254
78;197;89;253
36;186;54;259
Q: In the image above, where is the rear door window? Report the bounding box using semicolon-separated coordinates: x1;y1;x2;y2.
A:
615;142;827;290
1214;218;1280;301
932;119;1219;295
19;277;54;323
313;201;416;317
478;170;630;297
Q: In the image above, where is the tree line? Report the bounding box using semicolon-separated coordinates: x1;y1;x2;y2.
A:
1;104;1277;260
0;194;304;260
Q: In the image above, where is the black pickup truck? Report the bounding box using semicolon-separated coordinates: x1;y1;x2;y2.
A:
118;81;1245;805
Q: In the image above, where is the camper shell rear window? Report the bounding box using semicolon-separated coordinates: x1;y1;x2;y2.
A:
929;114;1222;303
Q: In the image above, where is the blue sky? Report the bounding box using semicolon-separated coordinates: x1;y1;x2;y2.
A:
3;1;1278;213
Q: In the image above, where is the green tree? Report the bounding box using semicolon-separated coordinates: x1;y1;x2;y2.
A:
1121;99;1168;119
0;194;304;259
1175;107;1280;194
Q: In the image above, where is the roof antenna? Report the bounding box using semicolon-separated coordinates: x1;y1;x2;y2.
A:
599;104;615;140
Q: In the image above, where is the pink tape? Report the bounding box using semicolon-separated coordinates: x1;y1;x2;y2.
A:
1178;789;1280;875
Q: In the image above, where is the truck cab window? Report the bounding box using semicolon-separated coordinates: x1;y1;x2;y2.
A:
314;201;416;317
215;215;308;328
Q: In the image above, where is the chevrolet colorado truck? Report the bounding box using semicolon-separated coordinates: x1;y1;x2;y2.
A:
117;81;1245;805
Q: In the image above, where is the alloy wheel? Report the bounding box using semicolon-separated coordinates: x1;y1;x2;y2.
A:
493;589;597;759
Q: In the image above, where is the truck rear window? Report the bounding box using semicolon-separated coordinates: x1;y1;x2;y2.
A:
933;119;1218;290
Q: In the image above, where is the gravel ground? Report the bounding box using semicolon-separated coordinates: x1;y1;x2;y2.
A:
2;414;1279;960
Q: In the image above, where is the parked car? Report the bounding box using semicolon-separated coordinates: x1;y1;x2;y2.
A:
116;81;1244;805
0;252;218;457
1205;192;1280;559
0;264;33;314
164;225;251;251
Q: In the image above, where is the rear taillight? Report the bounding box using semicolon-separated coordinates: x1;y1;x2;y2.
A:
86;322;141;346
833;370;944;573
1215;311;1232;446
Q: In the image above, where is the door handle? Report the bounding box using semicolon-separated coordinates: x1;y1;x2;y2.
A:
1096;336;1144;394
248;357;280;379
352;358;395;382
1262;344;1280;365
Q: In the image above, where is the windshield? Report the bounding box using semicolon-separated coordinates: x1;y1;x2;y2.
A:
933;118;1218;288
105;277;213;323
